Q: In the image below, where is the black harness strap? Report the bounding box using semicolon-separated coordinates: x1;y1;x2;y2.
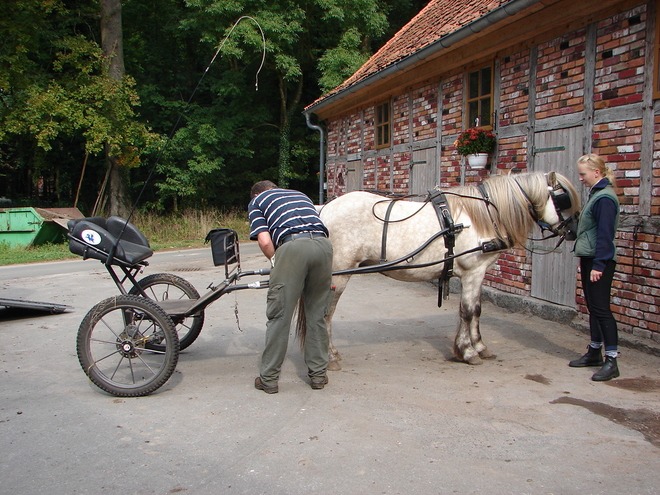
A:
513;179;539;221
380;199;397;263
428;189;461;307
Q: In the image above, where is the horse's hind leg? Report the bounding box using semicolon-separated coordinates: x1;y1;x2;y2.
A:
326;274;350;371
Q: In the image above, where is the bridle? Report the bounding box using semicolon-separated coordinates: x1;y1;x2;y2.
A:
514;174;578;248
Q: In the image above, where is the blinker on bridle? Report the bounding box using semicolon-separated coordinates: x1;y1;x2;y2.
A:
515;176;576;248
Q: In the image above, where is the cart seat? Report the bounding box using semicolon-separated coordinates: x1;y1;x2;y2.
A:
67;216;153;266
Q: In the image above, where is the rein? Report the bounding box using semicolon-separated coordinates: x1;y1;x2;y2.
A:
371;196;431;263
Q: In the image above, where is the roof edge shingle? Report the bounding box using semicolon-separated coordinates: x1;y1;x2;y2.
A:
305;0;544;115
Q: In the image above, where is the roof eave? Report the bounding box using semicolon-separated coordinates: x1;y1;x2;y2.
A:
303;0;545;118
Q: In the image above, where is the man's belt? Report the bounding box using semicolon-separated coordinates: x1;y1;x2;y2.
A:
278;231;327;247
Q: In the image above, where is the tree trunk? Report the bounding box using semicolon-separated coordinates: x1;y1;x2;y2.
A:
100;0;129;217
277;74;304;188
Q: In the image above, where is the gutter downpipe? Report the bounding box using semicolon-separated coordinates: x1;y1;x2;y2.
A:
305;112;326;204
303;0;543;116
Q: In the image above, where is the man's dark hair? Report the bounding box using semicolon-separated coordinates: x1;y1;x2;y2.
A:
251;180;278;198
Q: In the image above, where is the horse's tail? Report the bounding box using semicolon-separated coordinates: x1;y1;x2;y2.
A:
294;297;307;349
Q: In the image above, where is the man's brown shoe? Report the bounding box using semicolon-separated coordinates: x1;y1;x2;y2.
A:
255;376;278;394
311;376;329;390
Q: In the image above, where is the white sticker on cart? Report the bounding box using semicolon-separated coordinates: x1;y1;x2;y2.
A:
81;229;102;245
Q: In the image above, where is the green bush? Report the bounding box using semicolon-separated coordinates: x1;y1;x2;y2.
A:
0;209;250;266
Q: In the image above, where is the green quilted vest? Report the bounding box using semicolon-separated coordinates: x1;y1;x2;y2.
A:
574;184;619;259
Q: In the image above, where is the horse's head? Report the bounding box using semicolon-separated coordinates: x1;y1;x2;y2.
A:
537;171;581;240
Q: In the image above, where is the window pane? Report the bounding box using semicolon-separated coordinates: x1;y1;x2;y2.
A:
468;101;479;127
383;103;389;122
481;67;492;96
480;97;491;126
383;124;389;145
469;71;479;99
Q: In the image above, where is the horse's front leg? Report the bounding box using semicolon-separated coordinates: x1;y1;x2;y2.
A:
453;272;495;365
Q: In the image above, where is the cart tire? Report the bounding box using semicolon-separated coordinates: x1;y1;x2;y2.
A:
77;295;180;397
130;273;204;351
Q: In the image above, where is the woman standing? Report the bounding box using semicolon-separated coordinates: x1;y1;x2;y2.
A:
569;154;620;381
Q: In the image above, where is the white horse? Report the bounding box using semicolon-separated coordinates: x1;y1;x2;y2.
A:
298;171;580;370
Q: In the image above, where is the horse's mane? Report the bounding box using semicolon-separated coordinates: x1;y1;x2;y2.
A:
445;172;579;247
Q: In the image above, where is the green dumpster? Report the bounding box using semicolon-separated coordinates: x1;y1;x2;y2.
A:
0;207;84;248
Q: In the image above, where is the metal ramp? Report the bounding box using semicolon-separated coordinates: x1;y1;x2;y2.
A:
0;297;71;314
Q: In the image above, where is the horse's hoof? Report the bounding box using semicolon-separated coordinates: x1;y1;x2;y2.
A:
479;350;497;360
328;361;342;371
467;355;483;365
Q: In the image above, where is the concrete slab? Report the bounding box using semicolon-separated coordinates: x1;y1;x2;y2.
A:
1;244;659;494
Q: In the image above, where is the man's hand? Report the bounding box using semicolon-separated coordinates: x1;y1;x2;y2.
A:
590;269;602;282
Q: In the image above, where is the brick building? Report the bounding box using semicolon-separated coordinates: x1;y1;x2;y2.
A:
303;0;660;344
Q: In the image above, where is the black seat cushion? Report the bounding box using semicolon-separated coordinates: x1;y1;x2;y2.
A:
68;217;153;265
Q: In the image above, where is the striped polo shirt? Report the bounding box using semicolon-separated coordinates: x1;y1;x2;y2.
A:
248;188;328;247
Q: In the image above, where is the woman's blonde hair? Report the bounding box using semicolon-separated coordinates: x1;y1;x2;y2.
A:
577;153;617;187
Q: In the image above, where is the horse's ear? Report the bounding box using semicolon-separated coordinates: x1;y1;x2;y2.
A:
547;171;557;185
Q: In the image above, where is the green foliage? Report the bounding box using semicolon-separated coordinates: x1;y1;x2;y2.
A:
0;242;77;266
0;208;250;265
0;0;156;209
318;27;370;93
1;0;426;211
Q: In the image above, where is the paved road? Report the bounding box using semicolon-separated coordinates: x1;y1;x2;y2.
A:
1;243;659;494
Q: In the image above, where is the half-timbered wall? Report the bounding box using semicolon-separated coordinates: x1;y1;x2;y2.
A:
322;1;660;342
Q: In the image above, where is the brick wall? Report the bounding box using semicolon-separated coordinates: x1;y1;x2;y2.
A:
499;51;531;127
536;30;587;118
440;74;463;188
392;152;411;194
608;230;660;339
392;94;409;146
346;114;362;156
654;113;660;216
412;83;438;142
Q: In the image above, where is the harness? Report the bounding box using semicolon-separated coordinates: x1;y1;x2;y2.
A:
371;174;573;305
428;190;462;307
377;191;463;308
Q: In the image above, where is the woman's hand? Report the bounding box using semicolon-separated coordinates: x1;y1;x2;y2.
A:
590;269;602;282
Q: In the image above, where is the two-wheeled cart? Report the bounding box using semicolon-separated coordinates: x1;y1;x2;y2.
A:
68;216;270;397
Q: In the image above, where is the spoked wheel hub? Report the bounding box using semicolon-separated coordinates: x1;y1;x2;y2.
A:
117;338;142;358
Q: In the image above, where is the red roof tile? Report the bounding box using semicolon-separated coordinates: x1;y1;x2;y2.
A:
309;0;511;107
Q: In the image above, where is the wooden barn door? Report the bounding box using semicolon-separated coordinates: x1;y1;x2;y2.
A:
410;148;437;201
346;160;363;193
530;127;582;307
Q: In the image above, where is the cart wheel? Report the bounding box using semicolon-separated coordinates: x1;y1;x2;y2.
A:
77;295;180;397
130;273;204;351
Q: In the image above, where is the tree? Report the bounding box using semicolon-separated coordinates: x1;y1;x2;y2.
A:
186;0;389;188
1;0;426;210
101;0;130;217
0;0;155;213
